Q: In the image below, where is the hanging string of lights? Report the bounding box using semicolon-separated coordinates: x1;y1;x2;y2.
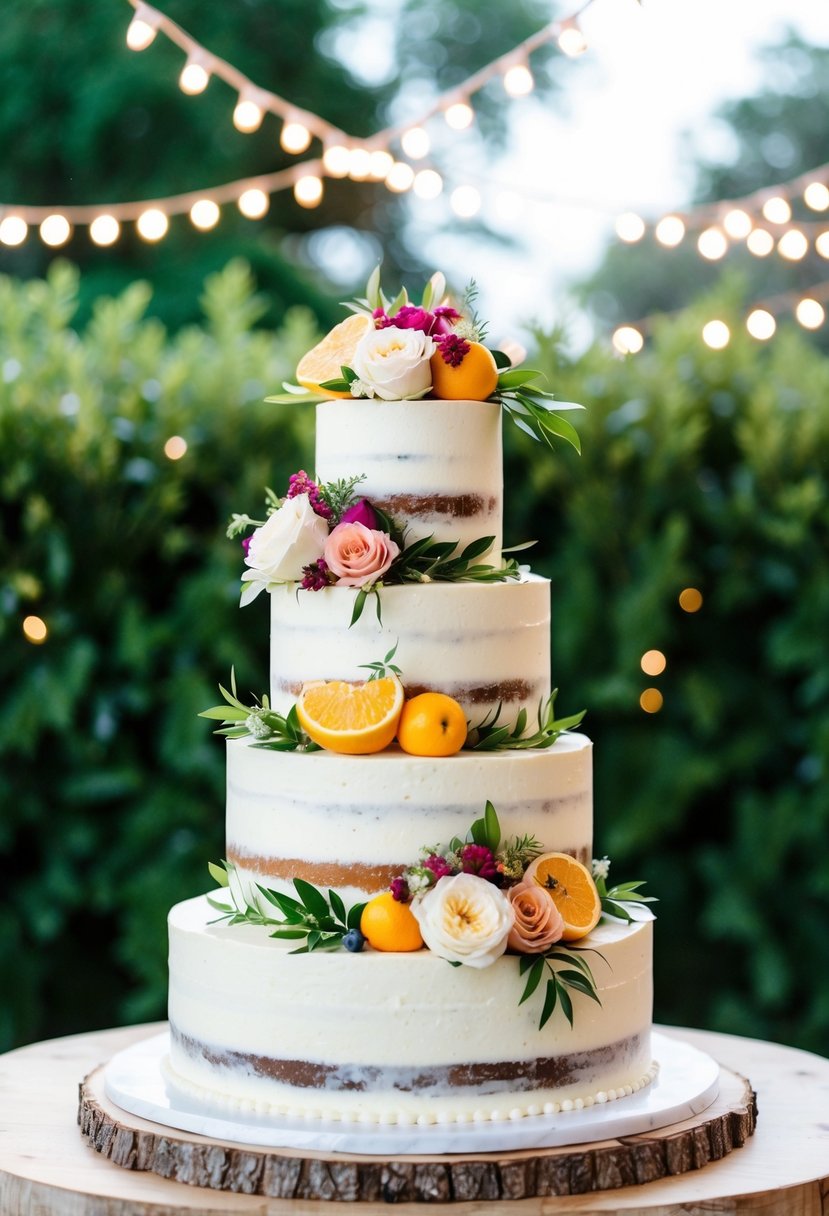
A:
0;0;595;249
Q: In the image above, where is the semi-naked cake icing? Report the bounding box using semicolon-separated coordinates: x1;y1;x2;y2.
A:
166;307;655;1129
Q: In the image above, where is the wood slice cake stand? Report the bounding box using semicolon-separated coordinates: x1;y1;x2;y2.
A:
76;1030;757;1204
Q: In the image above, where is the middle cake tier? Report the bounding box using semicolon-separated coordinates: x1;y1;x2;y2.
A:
269;575;550;732
226;733;593;904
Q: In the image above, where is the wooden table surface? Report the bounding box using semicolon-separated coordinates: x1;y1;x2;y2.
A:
0;1022;827;1215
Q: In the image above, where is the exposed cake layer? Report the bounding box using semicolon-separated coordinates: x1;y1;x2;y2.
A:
168;895;653;1123
315;399;503;559
269;575;550;732
226;733;593;903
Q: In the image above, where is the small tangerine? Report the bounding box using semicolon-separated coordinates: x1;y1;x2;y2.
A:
429;341;499;401
397;692;468;757
360;891;424;952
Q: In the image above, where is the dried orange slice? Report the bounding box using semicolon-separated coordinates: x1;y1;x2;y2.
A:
523;852;601;941
429;340;498;401
296;313;372;398
295;676;404;755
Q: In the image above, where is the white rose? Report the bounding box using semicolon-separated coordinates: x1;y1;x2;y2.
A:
240;493;328;605
411;873;514;969
351;325;435;401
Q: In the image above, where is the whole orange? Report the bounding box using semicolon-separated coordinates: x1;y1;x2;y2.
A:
429;340;499;401
397;692;467;757
360;892;424;952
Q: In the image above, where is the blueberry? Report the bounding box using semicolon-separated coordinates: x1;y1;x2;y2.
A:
342;928;366;953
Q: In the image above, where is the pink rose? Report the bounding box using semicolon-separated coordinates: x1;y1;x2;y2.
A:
324;521;400;588
506;881;565;954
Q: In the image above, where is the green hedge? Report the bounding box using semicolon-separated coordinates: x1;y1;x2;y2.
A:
2;263;827;1054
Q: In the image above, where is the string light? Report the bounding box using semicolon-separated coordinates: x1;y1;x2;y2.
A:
558;22;588;56
612;326;644;355
777;229;808;260
22;615;48;644
503;64;534;97
89;215;120;246
413;169;443;200
702;320;730;349
746;228;774;256
347;148;373;180
233;93;264;133
450;185;481;218
0;216;28;246
322;144;350;178
746;309;776;340
654;215;685;247
40;215;71;247
189;198;220;230
679;588;703;613
126;5;159;51
640;650;667;676
293;174;323;208
164;435;188;460
385;162;415;193
640;688;663;714
804;181;829;211
762;196;792;224
615;212;645;243
136;208;168;241
280;120;312;154
697;227;728;260
369;150;394;180
179;55;210;95
795;297;825;329
722;208;752;239
444;102;474;130
400;127;430;160
238;188;269;219
815;231;829;258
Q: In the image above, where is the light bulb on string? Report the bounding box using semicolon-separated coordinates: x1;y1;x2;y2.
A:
385;162;415;193
233;93;265;133
281;121;312;154
89;215;120;246
815;231;829;258
126;5;159;51
179;55;210;95
702;320;730;350
796;298;825;329
654;215;685;247
778;229;808;260
697;227;728;260
369;150;394;180
503;63;534;97
22;615;48;644
444;102;474;130
238;188;269;219
612;326;644;355
348;148;372;180
413;169;443;200
401;127;430;160
0;215;28;246
746;309;776;340
722;208;752;239
294;175;323;208
558;22;588;56
136;208;168;241
746;228;774;257
615;212;645;243
450;185;481;218
804;181;829;211
190;199;220;230
40;214;71;247
762;196;792;224
322;144;350;178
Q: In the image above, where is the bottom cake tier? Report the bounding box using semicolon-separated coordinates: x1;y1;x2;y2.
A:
167;894;654;1125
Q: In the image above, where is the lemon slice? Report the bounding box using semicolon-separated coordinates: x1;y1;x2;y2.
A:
296;313;372;398
296;675;404;754
523;852;602;941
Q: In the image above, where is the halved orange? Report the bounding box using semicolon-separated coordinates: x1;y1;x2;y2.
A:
295;676;404;755
429;340;498;401
523;852;602;941
296;313;373;398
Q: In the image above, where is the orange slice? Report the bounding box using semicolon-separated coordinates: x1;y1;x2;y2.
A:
296;313;373;398
295;676;404;755
361;891;424;952
429;340;498;401
523;852;602;941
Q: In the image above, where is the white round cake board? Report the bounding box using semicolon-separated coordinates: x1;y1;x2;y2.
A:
104;1030;719;1155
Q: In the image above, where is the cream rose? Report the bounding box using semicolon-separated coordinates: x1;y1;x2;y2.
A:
411;873;514;969
323;521;399;588
240;493;329;605
351;324;435;401
506;881;565;954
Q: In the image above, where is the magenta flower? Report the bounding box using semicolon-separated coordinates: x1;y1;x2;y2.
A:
424;854;454;880
433;305;462;334
460;844;497;880
390;305;436;334
300;557;332;591
286;470;333;520
241;535;252;556
390;876;411;903
341;497;379;530
435;333;470;367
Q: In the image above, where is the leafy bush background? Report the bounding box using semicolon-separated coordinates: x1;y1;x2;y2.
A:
2;262;827;1054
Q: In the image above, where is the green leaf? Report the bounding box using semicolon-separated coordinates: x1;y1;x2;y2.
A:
557;981;574;1028
484;800;501;851
329;889;346;925
497;369;542;389
539;978;558;1029
601;898;634;923
559;972;602;1003
293;878;330;919
491;348;512;369
350;587;368;627
268;927;309;940
538;411;582;455
199;705;247;721
519;957;544;1005
518;953;537;976
366;265;382;310
208;861;229;888
347;901;367;931
206;895;233;914
319;376;352;392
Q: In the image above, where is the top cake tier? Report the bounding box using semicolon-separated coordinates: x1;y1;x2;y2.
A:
315;399;503;561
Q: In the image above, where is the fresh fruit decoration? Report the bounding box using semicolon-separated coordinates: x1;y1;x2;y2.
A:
207;807;655;1031
396;691;468;757
267;269;585;453
295;675;404;755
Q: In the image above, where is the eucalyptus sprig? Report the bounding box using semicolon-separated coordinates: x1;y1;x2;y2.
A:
594;870;658;925
469;689;586;751
359;642;402;682
316;473;366;524
199;669;320;752
208;861;365;953
490;364;585;454
518;947;602;1030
